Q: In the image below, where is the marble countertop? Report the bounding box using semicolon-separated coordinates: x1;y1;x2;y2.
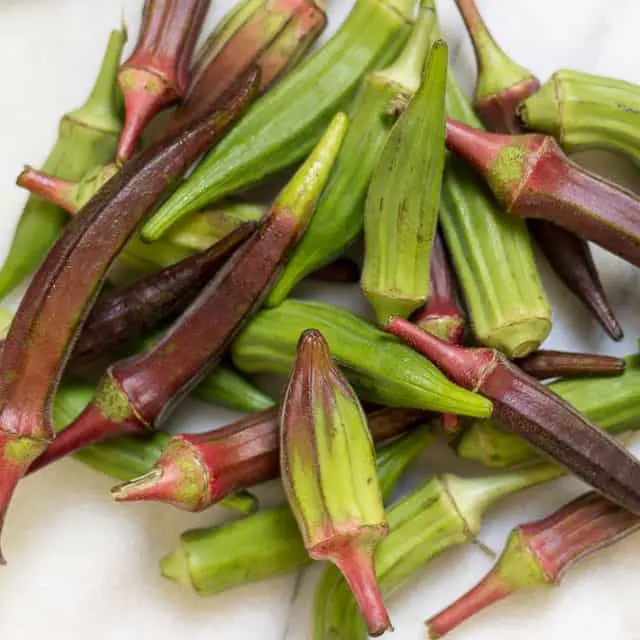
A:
1;0;640;638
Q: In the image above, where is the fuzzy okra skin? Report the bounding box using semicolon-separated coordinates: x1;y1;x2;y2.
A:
231;299;492;417
439;73;551;358
0;28;125;300
159;426;434;596
141;0;416;241
363;39;448;325
458;353;640;468
519;69;640;166
267;0;438;307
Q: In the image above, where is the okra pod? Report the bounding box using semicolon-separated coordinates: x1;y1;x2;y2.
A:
0;29;125;299
362;39;448;325
117;0;211;162
268;0;438;307
515;350;625;380
388;318;640;515
426;492;640;638
141;0;416;241
159;426;434;596
31;114;346;472
458;353;640;468
0;72;258;559
231;299;492;417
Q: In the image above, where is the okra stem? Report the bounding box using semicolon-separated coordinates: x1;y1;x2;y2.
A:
515;350;626;380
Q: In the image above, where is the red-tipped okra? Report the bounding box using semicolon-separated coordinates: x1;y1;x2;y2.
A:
362;39;448;325
453;0;622;341
141;0;416;240
458;352;640;469
387;317;640;515
117;0;211;162
0;73;258;559
232;299;493;416
268;0;438;307
160;426;433;596
111;405;429;511
0;29;125;300
515;350;625;380
31;113;347;472
281;330;391;637
445;119;640;269
426;492;640;638
166;0;327;134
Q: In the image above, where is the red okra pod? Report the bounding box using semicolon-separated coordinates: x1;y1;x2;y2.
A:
515;350;626;380
0;72;257;558
73;223;255;362
30;112;347;472
117;0;211;162
387;317;640;515
445;119;640;269
111;406;429;510
426;491;640;638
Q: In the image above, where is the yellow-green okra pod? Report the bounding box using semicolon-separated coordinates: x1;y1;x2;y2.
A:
141;0;416;241
362;40;448;325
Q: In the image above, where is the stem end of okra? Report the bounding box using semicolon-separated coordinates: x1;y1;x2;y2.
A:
476;76;541;134
160;544;193;589
17;166;77;215
517;80;562;139
416;315;465;345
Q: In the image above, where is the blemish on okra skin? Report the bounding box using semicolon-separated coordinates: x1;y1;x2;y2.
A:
94;375;134;422
491;145;527;205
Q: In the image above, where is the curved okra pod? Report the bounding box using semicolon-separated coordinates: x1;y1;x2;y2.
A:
426;492;640;638
30;113;347;472
0;29;125;299
159;426;434;596
0;72;258;559
362;40;448;325
268;0;438;307
387;317;640;515
117;0;211;162
140;0;416;241
515;350;625;380
231;299;493;417
445;119;640;269
458;352;640;468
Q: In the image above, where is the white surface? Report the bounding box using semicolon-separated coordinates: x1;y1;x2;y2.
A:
0;0;639;639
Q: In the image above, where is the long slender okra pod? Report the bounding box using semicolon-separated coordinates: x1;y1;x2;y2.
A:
0;72;258;559
117;0;211;162
458;352;640;468
160;426;434;596
515;350;625;380
31;114;347;473
268;0;438;307
0;29;125;300
426;492;640;638
112;405;428;511
141;0;416;241
387;317;640;515
519;69;640;167
231;299;493;417
445;119;640;269
313;464;562;640
453;0;622;341
363;40;448;325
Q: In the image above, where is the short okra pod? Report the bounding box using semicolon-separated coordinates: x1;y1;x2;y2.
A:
0;28;125;299
387;317;640;515
0;71;258;560
426;492;640;638
362;40;448;325
141;0;416;241
117;0;211;162
32;113;347;472
515;350;626;380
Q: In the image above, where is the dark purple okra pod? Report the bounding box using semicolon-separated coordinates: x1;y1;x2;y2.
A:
387;316;640;515
30;113;347;472
0;71;258;559
515;350;626;380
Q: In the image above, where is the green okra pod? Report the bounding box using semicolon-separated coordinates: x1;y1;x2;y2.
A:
0;28;125;299
268;0;439;307
362;39;448;325
231;299;492;417
141;0;416;241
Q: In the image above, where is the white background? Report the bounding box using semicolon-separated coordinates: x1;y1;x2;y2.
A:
1;0;640;638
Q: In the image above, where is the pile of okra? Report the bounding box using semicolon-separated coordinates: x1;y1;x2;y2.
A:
3;0;640;637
